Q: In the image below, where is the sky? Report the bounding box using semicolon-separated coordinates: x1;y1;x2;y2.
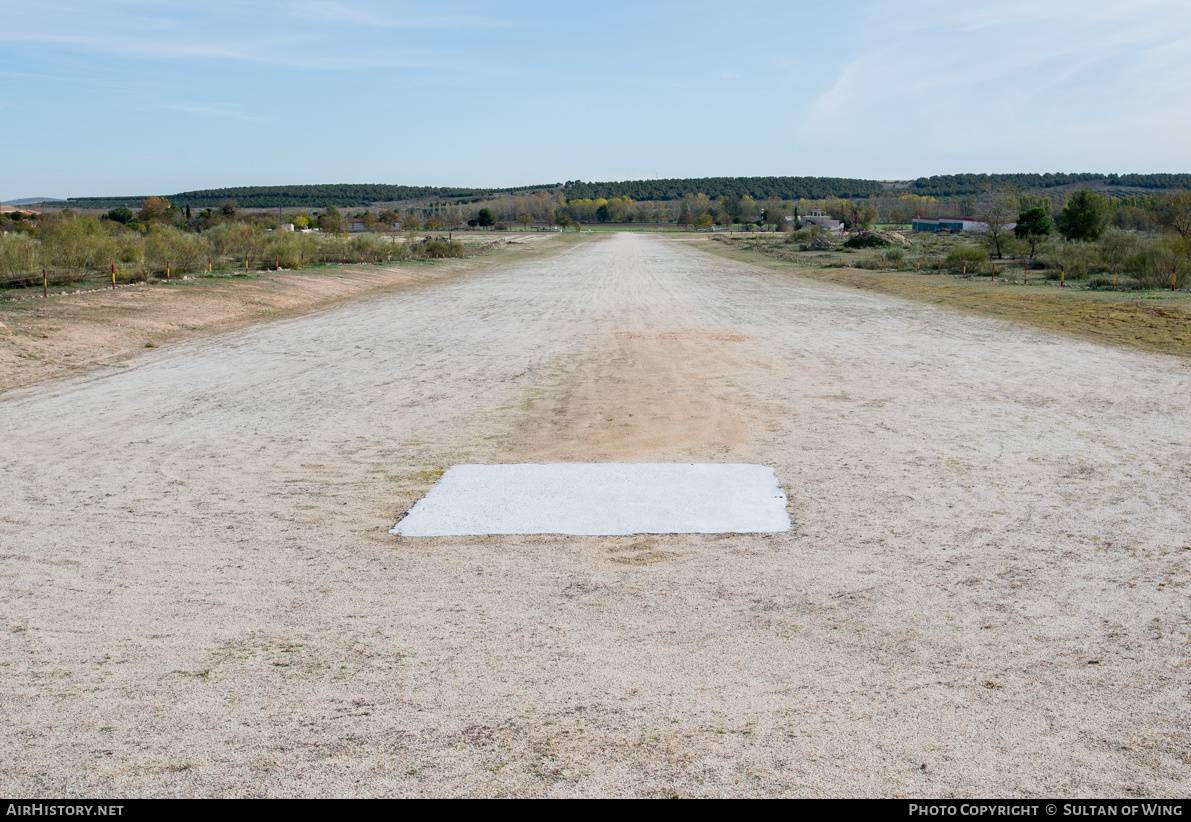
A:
4;0;1191;199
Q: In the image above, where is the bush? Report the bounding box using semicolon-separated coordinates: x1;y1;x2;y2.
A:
882;247;906;263
0;233;40;281
943;245;990;275
349;232;389;258
144;226;210;274
1095;229;1140;273
1088;273;1141;290
843;233;892;249
784;227;826;244
206;222;260;259
41;216;117;277
1038;239;1096;279
1122;235;1189;289
420;238;465;258
114;234;144;265
261;230;318;268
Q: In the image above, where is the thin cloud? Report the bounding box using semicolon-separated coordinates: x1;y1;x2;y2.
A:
0;2;469;70
286;0;504;30
166;103;266;123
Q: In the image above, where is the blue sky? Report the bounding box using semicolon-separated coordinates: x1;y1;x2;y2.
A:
4;0;1191;198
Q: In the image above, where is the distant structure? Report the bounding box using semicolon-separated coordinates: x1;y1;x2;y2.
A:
798;209;843;232
912;216;1008;233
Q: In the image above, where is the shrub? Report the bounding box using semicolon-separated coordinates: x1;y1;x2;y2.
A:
420;238;465;258
349;232;389;257
784;227;826;244
41;216;117;277
1088;273;1141;290
943;245;990;275
0;233;40;281
1038;240;1096;279
261;230;318;268
1122;235;1190;289
144;226;210;273
843;233;892;249
206;222;260;259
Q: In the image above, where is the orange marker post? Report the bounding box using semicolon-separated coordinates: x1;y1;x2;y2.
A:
111;263;116;290
1112;265;1117;291
43;268;48;297
1060;265;1065;287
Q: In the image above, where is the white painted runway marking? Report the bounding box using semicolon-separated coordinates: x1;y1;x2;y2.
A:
391;463;790;536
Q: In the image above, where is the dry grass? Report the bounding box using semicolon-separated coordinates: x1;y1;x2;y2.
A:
699;239;1191;359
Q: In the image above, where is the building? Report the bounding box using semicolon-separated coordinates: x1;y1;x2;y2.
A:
912;216;1010;233
798;209;843;232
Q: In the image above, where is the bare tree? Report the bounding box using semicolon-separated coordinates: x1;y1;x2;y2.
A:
1153;190;1191;239
979;187;1018;259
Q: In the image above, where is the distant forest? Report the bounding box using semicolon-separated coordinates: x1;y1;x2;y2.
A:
62;183;560;210
566;173;1191;201
904;173;1191;197
49;173;1191;211
562;176;886;201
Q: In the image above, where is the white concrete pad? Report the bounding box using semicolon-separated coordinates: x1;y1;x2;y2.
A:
390;463;790;536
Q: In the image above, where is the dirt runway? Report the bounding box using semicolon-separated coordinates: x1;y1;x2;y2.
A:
2;233;1189;797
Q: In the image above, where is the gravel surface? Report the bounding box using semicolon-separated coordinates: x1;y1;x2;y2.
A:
2;233;1189;797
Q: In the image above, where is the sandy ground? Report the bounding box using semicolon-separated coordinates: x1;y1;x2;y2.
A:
1;233;1189;797
0;234;554;393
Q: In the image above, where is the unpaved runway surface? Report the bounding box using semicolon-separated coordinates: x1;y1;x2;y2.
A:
2;233;1189;797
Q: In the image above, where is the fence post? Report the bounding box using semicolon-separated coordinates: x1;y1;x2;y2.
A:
244;254;248;274
1023;261;1028;285
1173;265;1178;292
112;263;116;290
166;260;170;282
1060;265;1065;287
208;257;212;274
1112;265;1117;291
43;268;48;297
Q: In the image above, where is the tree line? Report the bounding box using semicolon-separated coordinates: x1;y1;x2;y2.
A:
37;174;1191;214
562;176;886;202
59;183;561;211
906;173;1191;197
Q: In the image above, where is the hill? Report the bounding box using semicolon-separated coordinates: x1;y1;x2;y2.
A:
49;173;1191;211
